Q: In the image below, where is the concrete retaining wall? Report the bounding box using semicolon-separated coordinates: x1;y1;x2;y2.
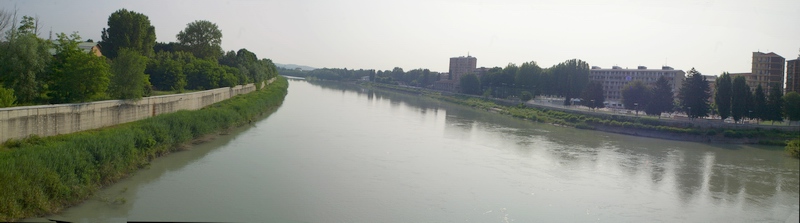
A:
0;81;265;143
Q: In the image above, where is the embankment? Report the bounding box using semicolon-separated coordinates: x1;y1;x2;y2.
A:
0;80;266;143
0;77;288;221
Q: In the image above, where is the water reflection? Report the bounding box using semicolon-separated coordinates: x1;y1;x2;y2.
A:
303;80;798;220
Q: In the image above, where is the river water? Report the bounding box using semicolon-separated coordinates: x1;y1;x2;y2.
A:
37;78;799;222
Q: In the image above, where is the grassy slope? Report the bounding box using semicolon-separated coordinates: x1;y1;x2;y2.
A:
0;77;288;221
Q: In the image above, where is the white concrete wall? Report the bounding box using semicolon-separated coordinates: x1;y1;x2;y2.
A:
0;81;264;143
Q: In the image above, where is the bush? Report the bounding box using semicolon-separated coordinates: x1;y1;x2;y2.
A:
0;87;15;107
786;138;800;158
723;130;744;138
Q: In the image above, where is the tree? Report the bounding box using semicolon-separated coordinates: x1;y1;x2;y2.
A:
646;76;674;117
459;73;481;95
678;68;710;119
100;9;156;59
753;84;767;123
765;82;784;123
177;20;223;60
520;91;533;102
0;29;50;103
581;81;604;109
184;59;223;90
16;15;40;36
621;80;648;114
109;48;148;99
731;76;749;122
48;33;111;103
0;86;14;107
714;72;732;120
784;91;800;125
516;61;542;94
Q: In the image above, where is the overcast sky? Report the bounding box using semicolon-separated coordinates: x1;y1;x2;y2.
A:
2;0;798;74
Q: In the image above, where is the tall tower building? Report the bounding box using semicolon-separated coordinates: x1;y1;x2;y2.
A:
787;58;799;93
449;56;477;82
750;52;785;93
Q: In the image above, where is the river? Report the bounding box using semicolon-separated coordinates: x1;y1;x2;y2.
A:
35;78;799;223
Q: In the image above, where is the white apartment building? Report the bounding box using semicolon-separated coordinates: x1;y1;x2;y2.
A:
589;65;685;108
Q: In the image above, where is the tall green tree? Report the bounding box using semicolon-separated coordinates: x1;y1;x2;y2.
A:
621;80;649;114
783;91;800;125
49;33;111;103
459;73;481;95
765;82;784;123
0;29;50;103
645;76;674;117
100;9;156;59
678;68;710;119
177;20;223;60
753;84;767;123
714;72;732;120
516;61;542;94
109;48;148;99
581;81;605;109
731;76;749;123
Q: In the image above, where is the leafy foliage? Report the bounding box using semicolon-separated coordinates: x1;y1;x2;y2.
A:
48;33;111;103
646;76;674;116
765;83;784;123
581;81;604;109
109;48;148;99
715;72;732;120
621;80;648;112
0;86;15;107
678;68;710;119
0;31;50;103
177;20;222;60
100;9;156;59
784;91;800;123
731;76;749;122
459;73;481;95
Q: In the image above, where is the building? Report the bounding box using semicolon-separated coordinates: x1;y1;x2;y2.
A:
78;42;102;57
787;58;799;93
750;52;785;93
448;55;477;82
703;75;717;104
589;65;685;108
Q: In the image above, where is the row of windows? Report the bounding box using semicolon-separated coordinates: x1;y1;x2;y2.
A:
590;72;677;77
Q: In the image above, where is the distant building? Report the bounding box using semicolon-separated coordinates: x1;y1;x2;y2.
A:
703;75;717;104
78;42;102;57
750;52;785;93
48;41;103;57
589;65;685;108
449;55;477;82
787;58;799;93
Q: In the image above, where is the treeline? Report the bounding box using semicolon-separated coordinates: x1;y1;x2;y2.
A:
0;8;277;107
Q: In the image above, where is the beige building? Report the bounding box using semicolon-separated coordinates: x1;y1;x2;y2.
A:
750;52;785;93
589;65;685;108
787;58;799;93
448;55;477;82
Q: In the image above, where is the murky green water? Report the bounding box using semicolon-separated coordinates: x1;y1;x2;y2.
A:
36;78;799;222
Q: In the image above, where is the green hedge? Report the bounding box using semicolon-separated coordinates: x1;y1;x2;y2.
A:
0;77;288;221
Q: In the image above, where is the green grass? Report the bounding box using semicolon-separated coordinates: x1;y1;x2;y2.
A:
0;77;288;221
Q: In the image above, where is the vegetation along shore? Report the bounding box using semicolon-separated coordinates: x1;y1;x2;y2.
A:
0;77;288;221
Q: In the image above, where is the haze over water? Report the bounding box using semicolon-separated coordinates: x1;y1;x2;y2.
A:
41;78;799;222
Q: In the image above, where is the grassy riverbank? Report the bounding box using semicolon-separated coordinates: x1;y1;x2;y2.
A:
0;77;288;221
365;82;799;153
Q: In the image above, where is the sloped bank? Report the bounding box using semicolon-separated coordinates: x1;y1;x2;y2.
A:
0;77;288;221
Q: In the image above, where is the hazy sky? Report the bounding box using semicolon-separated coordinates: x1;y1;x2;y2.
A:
2;0;798;74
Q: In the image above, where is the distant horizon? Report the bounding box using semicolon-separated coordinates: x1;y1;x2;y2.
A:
3;0;798;76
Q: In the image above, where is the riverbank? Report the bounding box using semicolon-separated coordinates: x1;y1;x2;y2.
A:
360;81;799;151
0;77;289;221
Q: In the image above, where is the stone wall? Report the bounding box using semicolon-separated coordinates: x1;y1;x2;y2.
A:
0;82;264;143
